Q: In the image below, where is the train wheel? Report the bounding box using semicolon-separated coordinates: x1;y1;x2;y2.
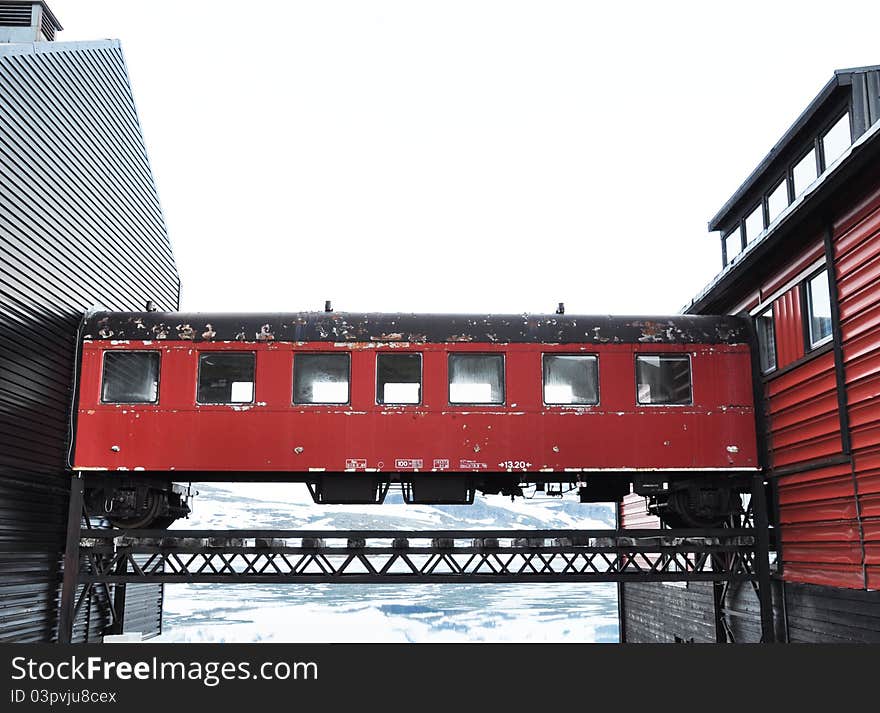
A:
147;516;178;530
107;489;163;529
662;487;740;529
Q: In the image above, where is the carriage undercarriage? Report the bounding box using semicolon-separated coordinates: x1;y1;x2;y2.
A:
81;470;748;530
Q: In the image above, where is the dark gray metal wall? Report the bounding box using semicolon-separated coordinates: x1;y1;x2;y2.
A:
122;579;165;640
0;39;179;642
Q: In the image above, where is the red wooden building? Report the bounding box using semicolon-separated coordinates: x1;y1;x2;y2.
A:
621;64;880;642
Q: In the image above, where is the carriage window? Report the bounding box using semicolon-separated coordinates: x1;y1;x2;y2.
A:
807;269;833;347
543;354;598;405
755;307;776;373
102;352;159;403
197;353;255;404
294;353;350;404
377;353;421;404
448;354;504;404
635;355;692;405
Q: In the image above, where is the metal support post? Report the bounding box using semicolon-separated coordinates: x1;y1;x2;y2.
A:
751;473;775;643
713;580;728;643
58;472;84;644
108;559;128;635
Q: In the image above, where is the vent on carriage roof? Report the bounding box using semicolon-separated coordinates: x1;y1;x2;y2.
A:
0;1;62;43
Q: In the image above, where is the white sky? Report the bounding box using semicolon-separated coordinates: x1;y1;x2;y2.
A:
51;1;880;314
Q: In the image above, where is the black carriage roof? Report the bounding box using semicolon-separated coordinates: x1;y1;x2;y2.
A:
82;312;751;345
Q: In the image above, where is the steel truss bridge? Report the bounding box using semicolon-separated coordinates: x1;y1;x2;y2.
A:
75;527;760;584
57;474;776;644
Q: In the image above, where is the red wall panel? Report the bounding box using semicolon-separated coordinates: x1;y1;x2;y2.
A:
765;351;841;469
827;174;880;590
773;287;805;368
778;457;863;588
780;563;865;589
619;492;659;529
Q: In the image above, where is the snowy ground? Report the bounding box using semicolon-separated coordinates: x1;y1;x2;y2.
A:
150;483;619;643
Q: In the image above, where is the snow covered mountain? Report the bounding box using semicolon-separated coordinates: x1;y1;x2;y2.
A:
172;481;616;531
151;483;619;643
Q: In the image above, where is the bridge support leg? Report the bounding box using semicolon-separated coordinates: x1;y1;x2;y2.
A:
751;472;775;643
108;560;128;635
713;580;729;643
58;472;84;644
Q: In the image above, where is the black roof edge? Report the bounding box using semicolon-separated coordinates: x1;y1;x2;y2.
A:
81;311;752;346
686;117;880;315
835;64;880;75
707;72;843;232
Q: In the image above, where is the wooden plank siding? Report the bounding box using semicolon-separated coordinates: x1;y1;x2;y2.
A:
619;491;660;529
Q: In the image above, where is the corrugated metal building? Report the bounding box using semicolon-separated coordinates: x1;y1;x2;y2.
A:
620;65;880;642
0;2;178;642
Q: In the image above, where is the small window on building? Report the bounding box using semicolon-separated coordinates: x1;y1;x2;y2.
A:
767;178;789;224
294;353;350;404
635;355;692;405
543;354;598;405
792;148;818;197
448;353;504;404
755;307;776;373
102;351;159;403
377;353;421;404
806;269;833;347
725;227;742;264
822;112;851;168
744;203;764;243
198;353;255;404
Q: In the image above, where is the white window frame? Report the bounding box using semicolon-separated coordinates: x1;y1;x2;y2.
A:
805;268;834;349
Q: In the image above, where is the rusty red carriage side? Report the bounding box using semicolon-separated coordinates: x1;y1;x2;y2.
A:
71;311;759;527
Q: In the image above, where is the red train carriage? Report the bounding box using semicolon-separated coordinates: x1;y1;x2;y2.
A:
70;311;760;528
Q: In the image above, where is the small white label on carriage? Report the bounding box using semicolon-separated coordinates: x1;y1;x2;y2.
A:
544;384;574;404
433;458;450;470
395;458;423;469
313;382;348;403
345;458;367;469
230;381;253;402
384;383;420;403
450;383;492;403
459;459;487;469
